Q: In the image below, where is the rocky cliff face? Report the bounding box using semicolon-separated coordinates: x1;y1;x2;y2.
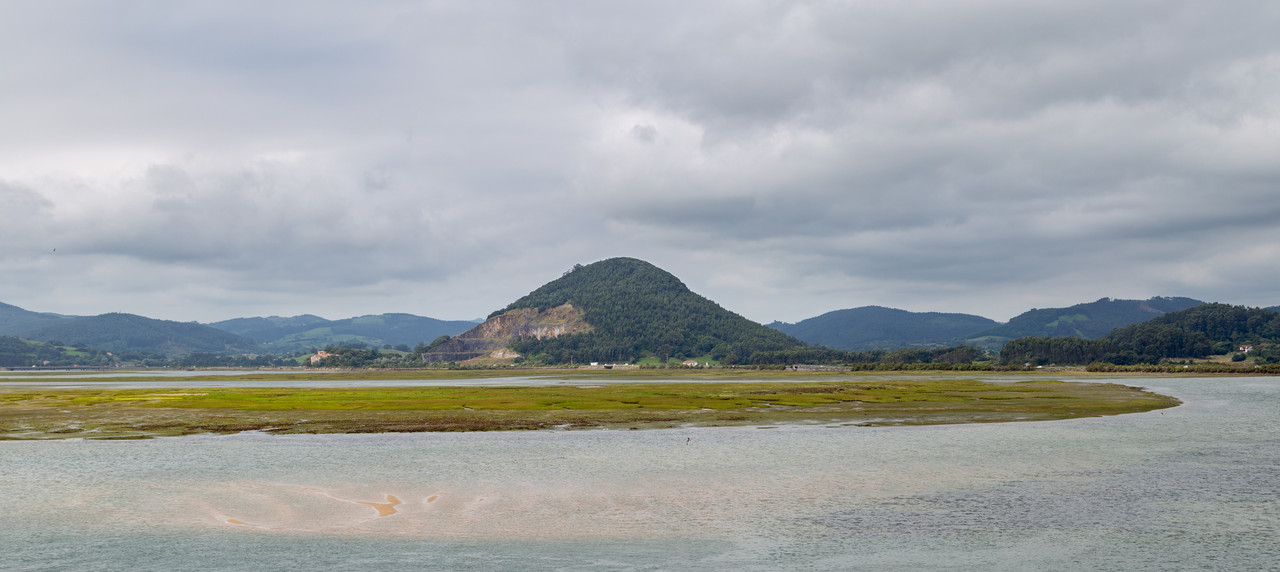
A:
423;303;591;362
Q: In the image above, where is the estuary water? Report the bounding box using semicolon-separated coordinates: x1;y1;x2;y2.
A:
2;376;1277;571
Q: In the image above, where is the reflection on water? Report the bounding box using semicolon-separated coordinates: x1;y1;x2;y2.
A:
2;377;1278;570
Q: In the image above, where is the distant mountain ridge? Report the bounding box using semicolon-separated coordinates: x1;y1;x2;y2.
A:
206;313;477;352
23;313;255;355
207;314;330;341
771;297;1206;352
0;293;1236;361
0;301;75;336
0;300;477;357
768;306;998;351
967;296;1204;348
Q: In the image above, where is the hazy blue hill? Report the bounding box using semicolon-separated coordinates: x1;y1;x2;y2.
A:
24;313;256;355
969;297;1204;347
209;313;477;352
768;306;998;351
208;314;328;338
0;301;77;336
207;314;330;343
324;313;479;346
447;257;802;363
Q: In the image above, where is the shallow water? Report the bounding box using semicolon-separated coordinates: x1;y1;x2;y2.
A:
2;377;1277;570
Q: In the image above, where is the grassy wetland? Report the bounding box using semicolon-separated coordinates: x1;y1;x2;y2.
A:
0;370;1179;440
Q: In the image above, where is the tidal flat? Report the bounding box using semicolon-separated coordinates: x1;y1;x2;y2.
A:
0;370;1178;439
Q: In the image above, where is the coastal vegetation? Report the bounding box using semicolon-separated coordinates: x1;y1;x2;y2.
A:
0;371;1179;439
0;335;128;368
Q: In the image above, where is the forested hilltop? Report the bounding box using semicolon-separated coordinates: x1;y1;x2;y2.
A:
964;296;1204;349
22;313;255;355
768;306;997;351
0;301;74;335
1000;304;1280;366
768;297;1203;352
433;258;803;364
207;313;477;353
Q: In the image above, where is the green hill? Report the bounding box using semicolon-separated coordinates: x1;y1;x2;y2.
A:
769;306;997;351
207;313;476;352
0;301;76;335
207;314;329;342
1105;303;1280;362
426;258;802;364
969;296;1203;349
24;313;256;355
1000;303;1280;365
0;336;119;368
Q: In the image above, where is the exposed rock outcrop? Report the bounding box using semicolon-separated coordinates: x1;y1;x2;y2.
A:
422;303;591;362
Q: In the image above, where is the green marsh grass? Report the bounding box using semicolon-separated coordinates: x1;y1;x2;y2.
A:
0;372;1180;439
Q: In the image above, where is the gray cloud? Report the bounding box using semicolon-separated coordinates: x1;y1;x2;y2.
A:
1;1;1278;323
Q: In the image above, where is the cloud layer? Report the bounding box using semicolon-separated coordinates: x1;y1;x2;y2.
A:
2;1;1278;323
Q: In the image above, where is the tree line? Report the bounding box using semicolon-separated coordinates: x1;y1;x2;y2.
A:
998;304;1280;365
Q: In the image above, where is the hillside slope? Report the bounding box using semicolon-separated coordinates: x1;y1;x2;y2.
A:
1000;303;1280;365
0;301;77;336
969;296;1203;348
0;336;121;368
425;258;802;363
1105;303;1280;362
209;313;476;352
24;313;256;355
207;315;329;341
769;306;997;351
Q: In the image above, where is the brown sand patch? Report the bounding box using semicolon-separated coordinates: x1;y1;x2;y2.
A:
356;494;401;517
301;487;403;518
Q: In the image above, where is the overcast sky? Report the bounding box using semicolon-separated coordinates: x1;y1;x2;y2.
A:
2;1;1278;324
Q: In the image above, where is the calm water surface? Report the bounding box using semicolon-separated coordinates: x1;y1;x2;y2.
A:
2;376;1277;571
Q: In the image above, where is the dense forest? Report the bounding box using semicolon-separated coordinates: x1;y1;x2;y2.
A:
747;345;991;368
0;335;136;367
999;337;1121;366
492;258;803;364
1000;304;1280;365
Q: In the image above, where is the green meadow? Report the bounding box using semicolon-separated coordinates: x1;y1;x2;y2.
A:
0;370;1179;439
